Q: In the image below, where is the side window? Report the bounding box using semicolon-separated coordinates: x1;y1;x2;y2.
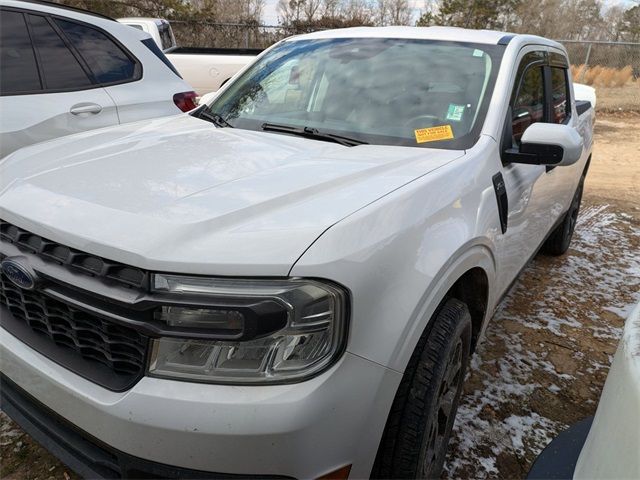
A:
0;10;42;94
550;67;569;124
27;14;92;90
55;19;138;84
511;65;545;144
158;23;174;51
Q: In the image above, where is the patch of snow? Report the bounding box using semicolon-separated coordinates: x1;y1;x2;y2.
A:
444;204;640;478
548;384;561;393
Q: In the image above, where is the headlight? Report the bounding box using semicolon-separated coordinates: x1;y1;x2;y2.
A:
148;274;349;384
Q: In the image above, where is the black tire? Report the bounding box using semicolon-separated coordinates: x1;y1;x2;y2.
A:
541;178;584;256
372;298;472;479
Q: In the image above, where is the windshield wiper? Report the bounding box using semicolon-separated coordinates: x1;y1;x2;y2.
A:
261;122;367;147
197;109;234;128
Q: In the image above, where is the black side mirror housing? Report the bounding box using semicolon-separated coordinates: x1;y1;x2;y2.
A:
503;142;564;165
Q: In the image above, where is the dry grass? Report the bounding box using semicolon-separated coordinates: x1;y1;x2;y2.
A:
571;64;634;87
570;64;640;112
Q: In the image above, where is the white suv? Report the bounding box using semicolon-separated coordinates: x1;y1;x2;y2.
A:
0;0;197;158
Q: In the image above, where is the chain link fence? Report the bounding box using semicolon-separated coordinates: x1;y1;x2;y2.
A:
170;21;291;50
560;40;640;112
168;22;640;112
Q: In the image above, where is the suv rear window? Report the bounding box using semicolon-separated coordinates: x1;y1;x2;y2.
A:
56;19;138;84
0;10;41;94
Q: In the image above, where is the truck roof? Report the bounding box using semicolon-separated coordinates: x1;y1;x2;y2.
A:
289;26;564;50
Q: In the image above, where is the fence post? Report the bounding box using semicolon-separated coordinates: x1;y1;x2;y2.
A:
580;43;593;82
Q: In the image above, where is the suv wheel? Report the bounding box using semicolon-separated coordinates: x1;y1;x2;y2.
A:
372;298;472;479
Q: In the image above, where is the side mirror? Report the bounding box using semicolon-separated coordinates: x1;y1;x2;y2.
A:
504;123;583;166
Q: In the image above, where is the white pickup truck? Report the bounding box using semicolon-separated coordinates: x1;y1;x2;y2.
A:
0;27;594;479
118;17;261;95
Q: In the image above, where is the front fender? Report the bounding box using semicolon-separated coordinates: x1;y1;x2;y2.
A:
290;147;500;372
391;242;497;371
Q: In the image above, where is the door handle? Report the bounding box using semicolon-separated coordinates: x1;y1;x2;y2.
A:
70;103;102;115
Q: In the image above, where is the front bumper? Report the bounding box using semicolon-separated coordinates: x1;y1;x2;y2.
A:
1;374;288;479
0;327;402;478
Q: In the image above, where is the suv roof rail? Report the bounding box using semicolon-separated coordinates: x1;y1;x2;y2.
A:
18;0;116;21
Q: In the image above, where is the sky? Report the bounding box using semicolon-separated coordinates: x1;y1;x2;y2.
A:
261;0;636;26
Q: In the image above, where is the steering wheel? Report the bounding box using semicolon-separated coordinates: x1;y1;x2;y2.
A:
403;114;445;128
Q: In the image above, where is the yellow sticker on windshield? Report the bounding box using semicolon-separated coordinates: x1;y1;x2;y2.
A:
415;125;454;144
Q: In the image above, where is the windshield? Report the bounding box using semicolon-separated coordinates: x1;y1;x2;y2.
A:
203;38;503;149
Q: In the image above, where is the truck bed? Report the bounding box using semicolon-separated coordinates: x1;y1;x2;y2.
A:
169;46;263;56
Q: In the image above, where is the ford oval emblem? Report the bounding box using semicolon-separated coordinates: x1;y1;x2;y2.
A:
0;257;38;290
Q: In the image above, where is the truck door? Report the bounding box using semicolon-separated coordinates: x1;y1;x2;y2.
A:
542;52;587;219
493;48;558;293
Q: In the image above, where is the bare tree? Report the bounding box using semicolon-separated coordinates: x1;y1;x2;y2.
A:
378;0;412;25
342;0;375;23
601;5;627;41
406;0;638;42
321;0;342;18
513;0;606;40
215;0;264;22
302;0;323;21
277;0;303;24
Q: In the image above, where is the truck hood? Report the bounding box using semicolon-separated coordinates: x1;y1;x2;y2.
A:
0;115;463;275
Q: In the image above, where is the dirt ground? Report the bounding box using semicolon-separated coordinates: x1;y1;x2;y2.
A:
1;114;639;479
595;82;640;113
444;113;640;478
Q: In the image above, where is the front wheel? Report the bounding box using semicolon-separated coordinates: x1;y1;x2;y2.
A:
372;298;472;479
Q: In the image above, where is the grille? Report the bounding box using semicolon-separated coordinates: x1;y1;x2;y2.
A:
0;273;148;387
0;219;149;290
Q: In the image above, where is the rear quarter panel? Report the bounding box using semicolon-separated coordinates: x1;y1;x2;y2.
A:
103;31;193;122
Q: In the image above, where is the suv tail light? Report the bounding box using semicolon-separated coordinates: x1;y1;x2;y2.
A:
173;91;198;112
